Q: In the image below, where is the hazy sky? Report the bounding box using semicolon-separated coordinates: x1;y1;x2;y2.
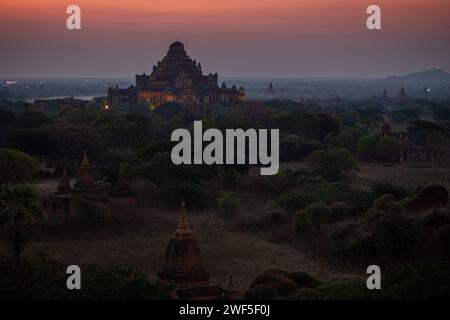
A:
1;0;449;78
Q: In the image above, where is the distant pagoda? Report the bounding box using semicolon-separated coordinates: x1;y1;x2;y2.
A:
108;41;245;108
157;203;235;300
73;151;105;203
381;121;393;137
397;86;408;99
266;82;275;94
57;166;72;194
109;164;135;198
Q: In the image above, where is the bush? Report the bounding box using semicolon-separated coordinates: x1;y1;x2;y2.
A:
246;268;321;300
420;208;450;229
405;185;448;214
381;260;450;299
160;180;216;210
304;202;330;232
281;260;450;300
218;192;240;216
358;134;381;160
219;169;241;188
277;182;371;213
369;210;421;257
376;137;401;161
331;223;375;258
306;148;358;179
293;212;313;236
0;254;169;299
371;181;412;201
328;202;358;221
0;149;39;183
282;281;370;300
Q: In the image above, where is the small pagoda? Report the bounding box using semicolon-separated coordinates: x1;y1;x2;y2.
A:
57;166;72;194
157;203;235;300
108;164;136;219
72;151;108;208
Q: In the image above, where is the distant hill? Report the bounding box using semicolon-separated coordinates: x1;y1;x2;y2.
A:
385;67;450;83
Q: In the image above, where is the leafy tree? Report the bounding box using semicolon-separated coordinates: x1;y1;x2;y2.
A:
0;254;169;299
427;130;450;160
357;134;381;160
326;127;364;153
0;149;39;183
303;201;330;232
280;135;321;161
376;137;401;161
0;183;44;260
299;113;342;142
13;109;52;130
218;192;240;216
306;148;358;178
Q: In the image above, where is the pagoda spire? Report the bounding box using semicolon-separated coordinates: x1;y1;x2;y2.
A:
57;166;72;193
81;150;89;166
176;202;191;235
75;150;95;188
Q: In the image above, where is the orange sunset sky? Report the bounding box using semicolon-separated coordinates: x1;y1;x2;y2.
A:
0;0;449;78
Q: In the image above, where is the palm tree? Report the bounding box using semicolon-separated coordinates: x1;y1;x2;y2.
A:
0;183;45;261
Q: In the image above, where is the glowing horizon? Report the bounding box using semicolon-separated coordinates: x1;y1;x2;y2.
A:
1;0;449;78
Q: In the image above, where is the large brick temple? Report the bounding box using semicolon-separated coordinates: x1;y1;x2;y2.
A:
107;41;245;108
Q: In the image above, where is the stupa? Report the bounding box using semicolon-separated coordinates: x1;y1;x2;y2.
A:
156;203;231;300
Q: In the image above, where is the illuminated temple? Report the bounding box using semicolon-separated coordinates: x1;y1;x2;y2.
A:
107;41;245;108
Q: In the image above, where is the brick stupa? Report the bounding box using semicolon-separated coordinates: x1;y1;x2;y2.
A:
157;202;225;300
73;151;104;202
57;166;72;194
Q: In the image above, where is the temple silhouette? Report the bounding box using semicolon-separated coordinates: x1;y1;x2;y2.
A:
108;41;245;108
157;203;238;300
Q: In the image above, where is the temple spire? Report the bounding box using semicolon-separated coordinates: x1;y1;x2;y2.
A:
57;166;72;193
81;150;89;166
176;202;191;234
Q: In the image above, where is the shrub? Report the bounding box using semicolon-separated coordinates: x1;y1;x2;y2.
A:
328;202;358;221
277;182;371;213
0;254;169;299
219;169;241;188
376;137;401;161
246;268;321;300
218;192;240;216
371;181;412;201
293;212;312;236
405;185;448;214
281;260;450;300
160;180;216;210
306;148;358;179
303;202;330;232
369;211;421;257
381;260;450;299
420;208;450;229
0;149;39;183
331;223;375;258
358;134;381;160
282;281;370;300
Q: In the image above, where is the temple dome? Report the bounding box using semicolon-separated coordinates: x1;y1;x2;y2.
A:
169;41;184;50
